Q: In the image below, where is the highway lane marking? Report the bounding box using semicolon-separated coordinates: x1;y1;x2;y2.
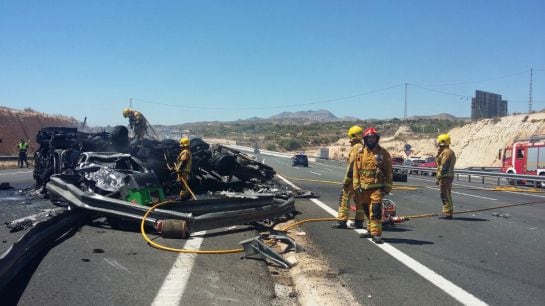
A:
425;187;498;201
276;174;487;306
309;171;322;176
0;170;33;176
152;231;206;306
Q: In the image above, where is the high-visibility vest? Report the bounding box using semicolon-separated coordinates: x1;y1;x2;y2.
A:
18;142;28;152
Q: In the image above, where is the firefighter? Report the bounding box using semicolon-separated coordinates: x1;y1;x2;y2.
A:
122;108;148;141
175;137;192;200
352;127;392;244
436;134;456;219
17;139;29;168
331;125;366;229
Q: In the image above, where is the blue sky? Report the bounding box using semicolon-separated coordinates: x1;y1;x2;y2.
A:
1;1;544;126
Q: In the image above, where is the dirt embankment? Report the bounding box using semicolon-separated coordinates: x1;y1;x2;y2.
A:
313;112;545;169
0;107;77;155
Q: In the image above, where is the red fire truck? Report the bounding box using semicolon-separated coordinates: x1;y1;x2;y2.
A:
500;136;545;186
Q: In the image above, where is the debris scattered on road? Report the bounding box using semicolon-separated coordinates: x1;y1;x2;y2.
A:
491;212;511;218
5;208;67;232
0;182;13;190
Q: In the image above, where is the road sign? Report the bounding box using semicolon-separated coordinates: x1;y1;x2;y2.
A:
404;149;412;157
404;144;411;150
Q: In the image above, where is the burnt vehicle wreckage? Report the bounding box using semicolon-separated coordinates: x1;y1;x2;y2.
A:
1;126;303;289
32;125;296;234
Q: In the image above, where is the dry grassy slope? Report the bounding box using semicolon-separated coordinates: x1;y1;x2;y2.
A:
314;112;545;169
0;108;77;155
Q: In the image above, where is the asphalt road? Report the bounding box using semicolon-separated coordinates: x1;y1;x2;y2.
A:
265;155;545;305
2;155;545;305
0;168;287;306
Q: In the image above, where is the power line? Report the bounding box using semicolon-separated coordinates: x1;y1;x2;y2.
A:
131;83;405;111
408;83;470;99
420;69;531;87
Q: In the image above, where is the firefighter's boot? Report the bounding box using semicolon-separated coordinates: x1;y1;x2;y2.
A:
372;235;383;244
331;220;348;229
354;220;364;229
359;231;371;238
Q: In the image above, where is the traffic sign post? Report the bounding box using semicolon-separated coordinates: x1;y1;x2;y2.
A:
404;144;412;157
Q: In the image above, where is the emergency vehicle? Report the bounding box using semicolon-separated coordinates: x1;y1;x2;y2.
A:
500;136;545;186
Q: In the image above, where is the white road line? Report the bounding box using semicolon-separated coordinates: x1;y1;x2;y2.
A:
152;231;206;306
0;170;32;176
410;177;498;200
424;187;498;201
309;171;322;176
277;174;487;306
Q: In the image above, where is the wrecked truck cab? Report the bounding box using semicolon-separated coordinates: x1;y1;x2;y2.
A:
74;152;165;205
34;126;297;236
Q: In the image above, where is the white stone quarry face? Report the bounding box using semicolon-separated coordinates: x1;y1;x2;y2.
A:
314;112;545;168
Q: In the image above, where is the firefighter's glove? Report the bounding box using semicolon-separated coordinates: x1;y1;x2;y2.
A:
342;179;351;191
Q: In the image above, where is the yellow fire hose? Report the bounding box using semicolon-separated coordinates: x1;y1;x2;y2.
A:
140;173;545;253
140;200;245;254
179;175;197;200
165;160;197;200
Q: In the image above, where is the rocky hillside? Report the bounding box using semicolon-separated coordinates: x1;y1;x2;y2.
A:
315;112;545;169
0;107;78;155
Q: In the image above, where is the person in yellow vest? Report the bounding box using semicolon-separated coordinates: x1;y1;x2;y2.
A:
352;127;392;244
331;125;366;229
175;137;192;200
436;134;456;219
17;139;29;168
122;108;148;141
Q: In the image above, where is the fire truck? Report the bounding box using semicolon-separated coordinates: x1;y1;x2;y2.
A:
500;135;545;187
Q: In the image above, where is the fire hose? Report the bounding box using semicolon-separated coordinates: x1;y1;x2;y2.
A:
139;174;545;253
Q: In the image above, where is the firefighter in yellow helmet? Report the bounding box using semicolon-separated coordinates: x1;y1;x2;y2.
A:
436;134;456;219
175;137;192;200
122;108;148;141
331;125;366;229
352;127;392;244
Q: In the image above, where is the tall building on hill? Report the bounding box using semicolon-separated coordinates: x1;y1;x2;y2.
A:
471;90;508;120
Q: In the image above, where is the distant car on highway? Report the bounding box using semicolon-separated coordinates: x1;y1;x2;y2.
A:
418;157;437;176
292;154;309;167
404;159;425;174
392;156;405;165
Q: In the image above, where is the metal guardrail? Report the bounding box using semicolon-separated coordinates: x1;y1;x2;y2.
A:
0;155;35;162
395;166;545;187
46;176;296;232
0;210;88;290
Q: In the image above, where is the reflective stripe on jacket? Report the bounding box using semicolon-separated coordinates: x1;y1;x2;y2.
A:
436;147;456;179
352;144;393;193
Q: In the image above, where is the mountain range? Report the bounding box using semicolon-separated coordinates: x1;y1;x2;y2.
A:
230;109;467;124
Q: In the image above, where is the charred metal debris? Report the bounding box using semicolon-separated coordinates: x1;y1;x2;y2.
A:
1;126;308;288
30;126;303;237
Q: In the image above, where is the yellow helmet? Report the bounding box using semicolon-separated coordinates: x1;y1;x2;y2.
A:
347;125;363;141
179;137;190;147
437;134;451;146
122;108;131;118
